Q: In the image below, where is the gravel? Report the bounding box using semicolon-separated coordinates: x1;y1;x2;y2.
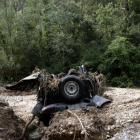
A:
0;95;37;121
103;87;140;140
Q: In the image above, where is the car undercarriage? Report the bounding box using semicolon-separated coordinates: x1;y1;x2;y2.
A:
5;65;111;126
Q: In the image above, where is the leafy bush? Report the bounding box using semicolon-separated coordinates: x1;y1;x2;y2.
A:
99;36;140;87
83;41;107;71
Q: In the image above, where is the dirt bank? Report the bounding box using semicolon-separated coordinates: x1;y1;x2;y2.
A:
42;107;114;140
0;99;25;139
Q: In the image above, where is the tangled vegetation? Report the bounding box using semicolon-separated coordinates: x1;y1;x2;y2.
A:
0;0;140;87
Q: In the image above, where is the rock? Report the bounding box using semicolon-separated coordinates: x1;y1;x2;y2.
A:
127;120;133;123
123;137;129;140
81;130;85;135
0;128;4;131
69;131;73;135
28;121;37;132
28;130;43;140
41;130;44;134
62;130;66;133
106;135;111;138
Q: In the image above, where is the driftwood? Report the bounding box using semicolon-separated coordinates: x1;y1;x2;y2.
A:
33;68;105;96
88;72;105;95
95;74;105;95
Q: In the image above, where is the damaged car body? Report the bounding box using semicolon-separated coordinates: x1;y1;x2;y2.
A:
5;65;111;126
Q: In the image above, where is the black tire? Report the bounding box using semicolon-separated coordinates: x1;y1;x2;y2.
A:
59;75;85;103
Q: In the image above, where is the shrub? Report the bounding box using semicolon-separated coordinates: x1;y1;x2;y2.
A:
99;36;140;87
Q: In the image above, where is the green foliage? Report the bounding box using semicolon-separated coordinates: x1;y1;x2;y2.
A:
100;36;140;87
77;40;108;72
0;0;140;87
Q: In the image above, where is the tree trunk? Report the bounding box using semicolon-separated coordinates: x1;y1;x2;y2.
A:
37;0;42;49
125;0;129;11
124;0;129;24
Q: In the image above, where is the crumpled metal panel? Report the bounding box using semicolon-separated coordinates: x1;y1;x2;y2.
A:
32;95;111;117
89;95;111;107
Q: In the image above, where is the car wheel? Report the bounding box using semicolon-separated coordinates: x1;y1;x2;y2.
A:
59;75;85;103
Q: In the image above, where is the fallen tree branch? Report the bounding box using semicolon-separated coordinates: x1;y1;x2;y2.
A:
73;126;76;140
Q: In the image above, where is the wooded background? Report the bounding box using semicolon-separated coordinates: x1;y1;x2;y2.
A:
0;0;140;87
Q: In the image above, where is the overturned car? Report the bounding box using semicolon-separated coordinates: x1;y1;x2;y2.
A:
5;65;111;126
